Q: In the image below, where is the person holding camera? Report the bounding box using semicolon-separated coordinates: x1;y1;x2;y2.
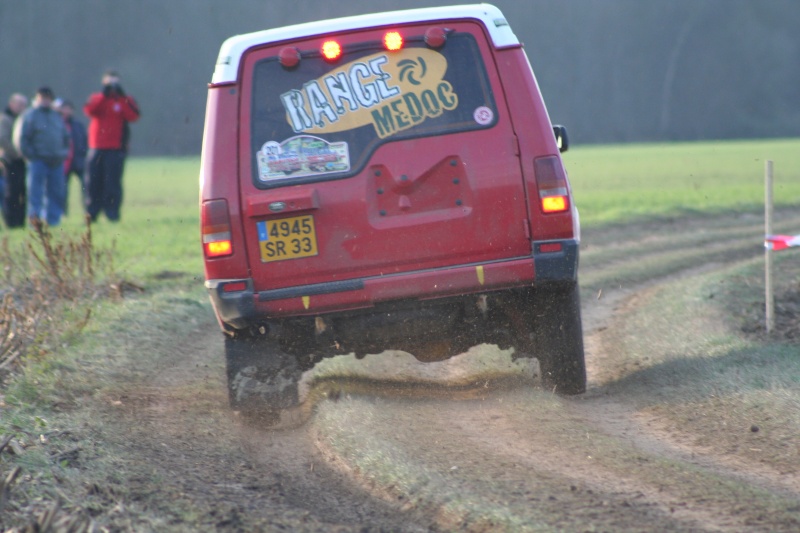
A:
83;70;140;222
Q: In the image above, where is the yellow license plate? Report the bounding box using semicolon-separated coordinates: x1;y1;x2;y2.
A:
257;215;318;263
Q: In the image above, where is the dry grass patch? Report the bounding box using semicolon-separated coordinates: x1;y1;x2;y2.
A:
0;219;124;531
599;254;800;482
0;219;117;383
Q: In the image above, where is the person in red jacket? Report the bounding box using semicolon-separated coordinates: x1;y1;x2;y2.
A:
83;70;140;222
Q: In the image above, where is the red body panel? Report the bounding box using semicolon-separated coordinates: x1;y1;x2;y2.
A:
236;22;533;293
257;257;535;317
494;49;576;241
201;15;579;328
201;86;251;282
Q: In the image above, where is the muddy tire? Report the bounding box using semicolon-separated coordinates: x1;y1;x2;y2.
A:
532;283;586;395
225;334;302;425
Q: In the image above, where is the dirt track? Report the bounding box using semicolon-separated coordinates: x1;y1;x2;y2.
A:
101;211;800;532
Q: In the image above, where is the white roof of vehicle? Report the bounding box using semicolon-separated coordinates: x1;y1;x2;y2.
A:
212;3;518;84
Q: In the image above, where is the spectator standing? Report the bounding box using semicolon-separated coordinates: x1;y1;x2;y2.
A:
0;93;29;228
13;87;69;226
83;70;139;222
55;99;88;215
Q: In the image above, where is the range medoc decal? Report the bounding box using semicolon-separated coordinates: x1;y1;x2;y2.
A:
281;48;458;139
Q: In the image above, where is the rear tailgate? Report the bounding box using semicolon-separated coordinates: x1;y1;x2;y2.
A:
238;21;530;294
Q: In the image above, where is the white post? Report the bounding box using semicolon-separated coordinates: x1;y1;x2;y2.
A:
765;160;774;334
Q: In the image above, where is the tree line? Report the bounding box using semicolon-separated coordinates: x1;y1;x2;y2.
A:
1;0;797;155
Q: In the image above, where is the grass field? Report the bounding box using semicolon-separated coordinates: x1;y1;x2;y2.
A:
4;137;795;282
565;138;800;225
4;157;204;281
2;138;798;530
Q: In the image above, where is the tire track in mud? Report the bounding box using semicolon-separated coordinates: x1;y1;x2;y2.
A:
103;210;800;530
309;357;799;530
312;394;727;532
304;210;800;531
104;320;436;531
576;395;800;498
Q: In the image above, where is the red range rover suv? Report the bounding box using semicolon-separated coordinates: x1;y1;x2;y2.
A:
201;4;585;422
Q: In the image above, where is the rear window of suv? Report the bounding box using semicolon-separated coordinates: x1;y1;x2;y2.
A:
249;29;498;188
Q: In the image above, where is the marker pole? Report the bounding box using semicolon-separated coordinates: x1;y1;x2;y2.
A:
765;160;774;334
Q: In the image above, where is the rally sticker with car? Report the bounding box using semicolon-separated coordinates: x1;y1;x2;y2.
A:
256;135;350;181
280;48;459;139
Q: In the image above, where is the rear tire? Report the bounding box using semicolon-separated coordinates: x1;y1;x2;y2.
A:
532;283;586;395
225;334;302;425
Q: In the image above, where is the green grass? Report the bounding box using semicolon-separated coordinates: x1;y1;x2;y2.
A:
6;156;203;282
2;139;799;530
565;138;800;225
2;137;793;282
84;157;201;280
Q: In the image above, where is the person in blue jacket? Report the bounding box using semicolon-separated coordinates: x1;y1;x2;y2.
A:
13;87;69;226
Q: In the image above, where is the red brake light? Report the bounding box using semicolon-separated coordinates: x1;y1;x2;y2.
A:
202;199;233;258
539;242;564;253
384;31;403;51
222;281;247;293
321;40;342;61
534;156;570;214
424;27;447;48
279;46;301;68
206;240;232;257
541;196;568;213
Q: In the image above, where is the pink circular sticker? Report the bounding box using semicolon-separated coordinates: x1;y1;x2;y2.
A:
473;106;494;125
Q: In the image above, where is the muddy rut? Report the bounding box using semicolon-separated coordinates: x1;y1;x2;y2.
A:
108;210;800;531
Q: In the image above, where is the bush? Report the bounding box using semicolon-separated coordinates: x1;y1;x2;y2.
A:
0;217;116;384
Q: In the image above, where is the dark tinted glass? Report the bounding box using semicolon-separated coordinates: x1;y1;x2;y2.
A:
250;32;497;188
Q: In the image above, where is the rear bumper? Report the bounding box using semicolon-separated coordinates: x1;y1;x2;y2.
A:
207;239;579;330
205;278;258;330
533;239;579;283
